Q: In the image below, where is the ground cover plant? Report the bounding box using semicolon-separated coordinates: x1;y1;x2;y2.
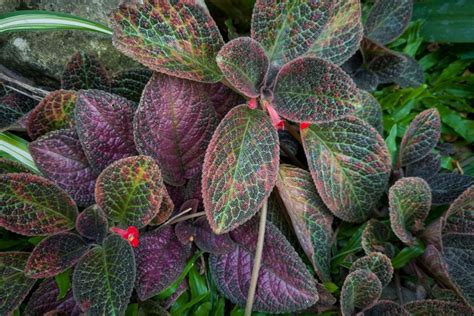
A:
0;0;473;315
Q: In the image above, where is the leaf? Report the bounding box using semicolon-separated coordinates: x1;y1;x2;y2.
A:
0;132;39;173
134;73;219;186
389;177;431;244
272;57;361;123
398;108;440;167
110;0;224;83
368;52;407;84
205;83;245;119
349;252;393;287
404;299;472;315
405;152;441;181
354;90;383;134
276;164;333;282
362;219;396;257
24;278;81;316
360;300;409;316
202;105;279;234
25;232;88;278
111;69;152;102
443;185;474;235
394;55;424;88
95;156;165;228
0;158;31;174
0;87;36;131
301;116;391;222
149;189;174;225
61;52;110;91
75;204;108;242
26;90;77;140
306;0;363;65
29;129;97;207
352;68;379;91
134;226;191;301
391;242;425;269
251;0;333;66
209;219;318;313
428;173;474;205
0;252;36;315
73;235;136;315
216;37;268;98
442;233;474;305
75;89;137;173
365;0;413;45
193;217;236;255
340;269;382;316
0;173;78;236
0;10;112;35
138;300;170;316
55;269;71;300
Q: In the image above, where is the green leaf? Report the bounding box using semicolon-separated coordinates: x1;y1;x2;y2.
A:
413;0;474;43
189;266;208;298
340;269;382;316
272;57;361;123
385;124;398;166
0;173;78;236
391;242;425;269
0;132;39;173
436;104;474;143
55;268;71;300
0;10;112;35
202;105;279;234
0;252;36;315
389;177;432;245
302;116;391;222
95;156;165;228
73;235;136;315
276;164;333;282
110;0;224;83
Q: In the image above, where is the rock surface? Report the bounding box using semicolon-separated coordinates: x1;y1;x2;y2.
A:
0;0;139;88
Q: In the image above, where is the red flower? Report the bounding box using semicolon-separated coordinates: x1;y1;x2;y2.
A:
248;98;258;109
300;122;311;130
264;102;285;130
110;226;139;247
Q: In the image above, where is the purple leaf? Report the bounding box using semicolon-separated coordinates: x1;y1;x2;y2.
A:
25;232;89;278
428;173;474;205
216;37;268;98
134;73;219;186
75;204;108;242
149;188;174;226
61;52;110;91
134;226;192;300
29;129;97;207
192;217;236;255
206;83;245;119
75;89;137;173
209;219;318;313
24;278;81;316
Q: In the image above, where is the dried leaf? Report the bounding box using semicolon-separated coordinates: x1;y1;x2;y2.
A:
61;52;110;91
202;105;279;234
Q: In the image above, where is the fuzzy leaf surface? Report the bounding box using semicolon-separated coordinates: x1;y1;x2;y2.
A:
405;152;441;181
24;278;81;316
0;88;36;131
365;0;413;45
428;173;474;205
362;219;396;257
27;90;77;140
395;55;424;88
75;204;108;242
193;217;236;255
134;73;219;186
307;0;363;65
0;252;36;315
75;89;137;173
354;90;383;134
110;0;224;83
202;105;279;234
302;116;391;222
216;37;268;98
349;252;393;287
206;83;245;118
149;189;174;225
443;185;474;235
0;158;31;174
389;177;431;244
0;173;77;236
95;156;165;228
340;269;382;316
73;235;135;315
404;299;472;315
210;219;318;313
399;108;440;166
273;57;360;123
25;232;88;278
29;129;97;207
276;164;333;281
251;0;333;65
61;52;110;91
360;300;409;316
134;226;191;300
111;69;152;102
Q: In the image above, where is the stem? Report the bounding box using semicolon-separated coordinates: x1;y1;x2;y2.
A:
0;72;49;99
165;210;205;226
245;199;268;316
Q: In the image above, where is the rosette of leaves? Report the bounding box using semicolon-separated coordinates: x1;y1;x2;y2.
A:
342;0;424;91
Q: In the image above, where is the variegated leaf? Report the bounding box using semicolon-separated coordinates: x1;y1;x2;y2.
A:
202;105;279;234
404;299;472;315
443;185;474;235
111;68;152;102
359;300;409;316
349;252;394;287
362;219;396;257
340;269;382;316
428;173;474;205
0;158;31;174
61;52;110;91
405;152;441;181
395;55;424;88
301;116;391;222
354;90;383;134
75;204;108;243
